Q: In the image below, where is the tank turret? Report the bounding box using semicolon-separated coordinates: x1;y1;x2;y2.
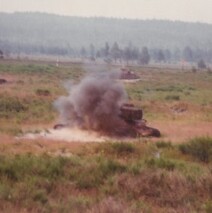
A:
120;103;160;137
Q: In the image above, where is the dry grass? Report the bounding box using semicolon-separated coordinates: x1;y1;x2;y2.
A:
117;169;212;212
0;60;212;212
0;144;211;213
88;197;133;213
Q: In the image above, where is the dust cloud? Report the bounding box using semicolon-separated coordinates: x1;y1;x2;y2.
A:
23;128;106;143
54;72;129;136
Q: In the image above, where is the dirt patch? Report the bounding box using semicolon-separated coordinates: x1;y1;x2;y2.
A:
19;120;212;145
151;120;212;143
0;74;18;82
20;128;108;143
1;120;211;156
170;103;188;114
0;132;99;155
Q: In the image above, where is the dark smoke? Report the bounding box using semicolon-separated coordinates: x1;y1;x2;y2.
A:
54;72;129;136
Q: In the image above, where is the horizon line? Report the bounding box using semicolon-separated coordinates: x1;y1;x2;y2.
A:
0;11;212;25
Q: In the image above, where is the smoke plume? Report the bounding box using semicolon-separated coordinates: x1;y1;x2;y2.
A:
54;72;129;136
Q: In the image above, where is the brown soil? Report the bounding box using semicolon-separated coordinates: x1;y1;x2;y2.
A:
151;120;212;143
1;121;211;155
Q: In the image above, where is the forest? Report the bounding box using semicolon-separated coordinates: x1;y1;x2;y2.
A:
0;12;212;64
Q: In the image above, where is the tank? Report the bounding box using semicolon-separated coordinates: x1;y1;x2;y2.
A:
53;103;161;138
120;103;161;137
119;68;141;81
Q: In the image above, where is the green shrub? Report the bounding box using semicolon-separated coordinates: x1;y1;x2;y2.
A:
0;95;54;123
204;201;212;213
165;95;180;101
35;89;51;96
127;162;143;175
98;142;136;156
0;155;67;181
98;158;127;175
0;97;27;114
0;63;57;74
77;173;98;189
156;141;173;149
155;85;183;92
111;142;136;154
145;158;176;171
76;158;126;189
33;189;48;204
179;137;212;163
0;127;23;136
0;184;12;200
67;196;91;211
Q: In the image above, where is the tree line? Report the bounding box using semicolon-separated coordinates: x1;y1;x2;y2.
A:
78;42;212;66
1;12;212;66
1;41;211;68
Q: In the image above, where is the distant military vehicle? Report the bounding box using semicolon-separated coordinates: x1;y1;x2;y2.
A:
120;68;140;80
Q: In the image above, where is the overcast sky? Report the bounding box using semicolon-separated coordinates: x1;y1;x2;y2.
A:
1;0;212;23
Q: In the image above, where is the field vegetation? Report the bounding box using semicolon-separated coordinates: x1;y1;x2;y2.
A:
0;59;211;212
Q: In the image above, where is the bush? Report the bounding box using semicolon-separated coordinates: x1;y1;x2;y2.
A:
66;196;91;212
0;126;23;136
165;95;180;101
89;197;129;213
0;184;12;200
204;201;212;213
99;158;127;175
0;97;27;114
76;158;126;189
111;143;136;155
155;85;183;92
33;189;48;204
156;141;173;149
35;89;51;96
0;154;67;181
145;158;176;171
179;137;212;163
0;95;54;123
98;142;136;156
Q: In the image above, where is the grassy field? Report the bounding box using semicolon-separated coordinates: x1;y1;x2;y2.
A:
0;59;212;212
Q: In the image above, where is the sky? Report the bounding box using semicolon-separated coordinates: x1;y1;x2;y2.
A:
1;0;212;24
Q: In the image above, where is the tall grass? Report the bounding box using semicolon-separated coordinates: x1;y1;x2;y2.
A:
0;140;211;212
0;63;57;74
97;142;137;157
0;61;212;212
0;95;55;126
179;137;212;163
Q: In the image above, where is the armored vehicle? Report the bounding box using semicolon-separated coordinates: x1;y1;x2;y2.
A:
120;104;161;137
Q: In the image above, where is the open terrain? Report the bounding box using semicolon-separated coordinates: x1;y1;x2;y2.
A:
0;59;212;212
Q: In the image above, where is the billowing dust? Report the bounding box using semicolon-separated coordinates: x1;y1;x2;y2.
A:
23;128;107;143
54;72;130;136
21;72;133;143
